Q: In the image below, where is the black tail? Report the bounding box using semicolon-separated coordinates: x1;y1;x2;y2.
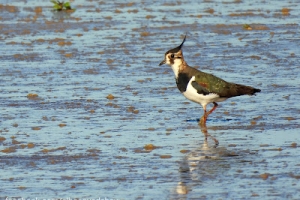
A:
236;84;261;96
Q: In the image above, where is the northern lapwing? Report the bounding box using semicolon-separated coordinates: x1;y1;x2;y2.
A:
159;35;261;125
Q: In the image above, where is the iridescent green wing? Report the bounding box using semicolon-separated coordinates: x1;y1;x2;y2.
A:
192;71;231;96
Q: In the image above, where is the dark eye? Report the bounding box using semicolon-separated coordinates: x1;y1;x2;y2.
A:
171;54;174;58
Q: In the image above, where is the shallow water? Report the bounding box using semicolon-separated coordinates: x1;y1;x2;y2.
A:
0;0;299;199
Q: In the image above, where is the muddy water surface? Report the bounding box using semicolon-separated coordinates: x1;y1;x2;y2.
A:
0;0;299;199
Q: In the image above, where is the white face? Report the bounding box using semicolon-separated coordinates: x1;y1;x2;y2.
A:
164;52;181;65
165;52;183;77
159;35;186;69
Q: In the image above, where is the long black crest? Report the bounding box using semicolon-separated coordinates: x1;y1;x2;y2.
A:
168;35;187;53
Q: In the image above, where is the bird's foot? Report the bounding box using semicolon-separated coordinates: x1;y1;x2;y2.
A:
199;115;207;126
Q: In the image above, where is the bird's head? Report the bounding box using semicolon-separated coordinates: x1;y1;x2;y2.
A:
159;35;186;67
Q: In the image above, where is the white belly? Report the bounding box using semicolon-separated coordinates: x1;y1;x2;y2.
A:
182;76;227;107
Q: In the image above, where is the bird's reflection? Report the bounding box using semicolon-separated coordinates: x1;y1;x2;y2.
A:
173;123;236;197
199;123;219;147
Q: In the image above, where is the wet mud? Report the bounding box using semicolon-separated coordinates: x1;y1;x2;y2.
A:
0;0;299;199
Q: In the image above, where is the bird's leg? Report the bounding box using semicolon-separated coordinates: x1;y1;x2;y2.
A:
199;102;218;125
199;105;207;125
200;113;207;125
207;102;218;115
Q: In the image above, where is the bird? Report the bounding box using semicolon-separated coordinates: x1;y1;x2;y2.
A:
159;35;261;125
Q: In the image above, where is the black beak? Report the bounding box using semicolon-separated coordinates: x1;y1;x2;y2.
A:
159;60;166;66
